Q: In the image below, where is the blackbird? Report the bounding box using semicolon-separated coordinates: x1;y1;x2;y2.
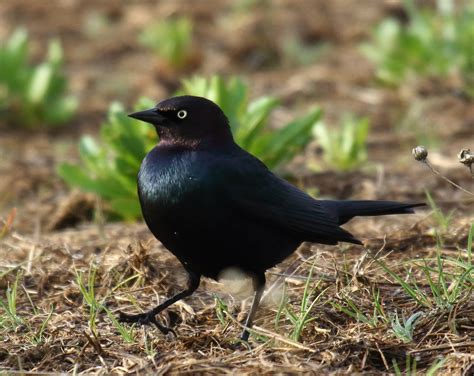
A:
118;95;423;341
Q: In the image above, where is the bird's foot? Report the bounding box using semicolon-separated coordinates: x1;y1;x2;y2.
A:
240;330;250;342
117;311;176;336
226;339;253;351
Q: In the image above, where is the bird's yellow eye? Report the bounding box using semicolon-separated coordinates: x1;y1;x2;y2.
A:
177;110;187;119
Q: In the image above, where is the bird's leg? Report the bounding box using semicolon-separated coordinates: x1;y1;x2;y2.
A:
118;270;200;335
240;273;266;342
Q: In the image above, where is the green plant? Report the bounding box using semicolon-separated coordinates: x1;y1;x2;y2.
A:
75;265;100;335
0;28;77;128
139;18;193;69
375;243;473;310
426;358;446;376
181;75;322;170
332;288;387;327
392;355;417;376
74;264;140;342
361;0;474;97
142;329;158;358
214;295;231;327
425;190;454;231
282;37;328;67
0;272;23;329
467;223;473;266
58;98;156;220
392;355;445;376
104;307;135;344
28;307;54;345
20;284;54;345
312;114;369;172
390;311;423;343
276;265;329;341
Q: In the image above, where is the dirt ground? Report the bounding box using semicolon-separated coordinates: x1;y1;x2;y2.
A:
0;0;473;374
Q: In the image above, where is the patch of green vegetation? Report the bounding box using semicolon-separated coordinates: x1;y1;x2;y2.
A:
335;226;472;340
58;98;156;220
312;114;369;172
332;287;388;328
214;295;231;327
275;265;329;341
142;329;158;358
425;190;454;232
467;223;473;266
139;17;194;70
59;76;321;220
0;272;54;346
397;100;442;150
376;241;473;310
392;355;419;376
74;263;138;343
0;28;77;128
362;0;474;98
75;265;101;335
182;76;322;170
282;37;328;67
392;355;445;376
390;311;423;343
0;272;23;329
104;306;136;344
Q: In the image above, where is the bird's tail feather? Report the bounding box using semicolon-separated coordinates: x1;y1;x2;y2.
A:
322;200;425;225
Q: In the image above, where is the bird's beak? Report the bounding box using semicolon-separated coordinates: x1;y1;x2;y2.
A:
128;108;165;125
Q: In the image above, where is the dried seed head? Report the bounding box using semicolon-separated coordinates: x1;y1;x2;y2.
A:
458;148;474;166
458;148;474;176
412;146;428;161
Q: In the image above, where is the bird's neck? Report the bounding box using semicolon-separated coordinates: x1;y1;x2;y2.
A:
156;128;235;151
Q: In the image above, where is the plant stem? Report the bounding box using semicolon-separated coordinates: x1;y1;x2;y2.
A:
422;160;473;196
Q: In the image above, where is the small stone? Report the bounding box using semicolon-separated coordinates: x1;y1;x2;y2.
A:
412;146;428;161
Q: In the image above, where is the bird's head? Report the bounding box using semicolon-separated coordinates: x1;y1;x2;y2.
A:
129;95;233;147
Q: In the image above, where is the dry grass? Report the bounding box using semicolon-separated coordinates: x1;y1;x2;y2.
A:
1;212;473;374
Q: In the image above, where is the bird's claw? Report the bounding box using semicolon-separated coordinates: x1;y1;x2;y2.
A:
117;311;176;336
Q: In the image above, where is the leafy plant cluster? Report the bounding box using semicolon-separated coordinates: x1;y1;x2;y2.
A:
362;0;474;97
58;98;156;220
313;114;369;172
139;17;194;70
59;76;322;219
0;28;77;128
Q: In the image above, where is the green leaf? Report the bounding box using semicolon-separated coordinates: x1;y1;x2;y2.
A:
109;197;142;220
139;17;193;68
58;164;104;194
47;39;63;67
44;96;78;124
0;28;77;128
28;64;53;104
238;96;279;149
313;114;369;171
259;107;322;168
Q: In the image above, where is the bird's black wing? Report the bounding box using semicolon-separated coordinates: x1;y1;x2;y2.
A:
213;152;362;245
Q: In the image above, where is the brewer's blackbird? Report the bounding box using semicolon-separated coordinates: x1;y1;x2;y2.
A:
118;95;423;341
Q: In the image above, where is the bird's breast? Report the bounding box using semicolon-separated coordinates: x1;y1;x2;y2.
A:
137;147;218;248
138;149;199;216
